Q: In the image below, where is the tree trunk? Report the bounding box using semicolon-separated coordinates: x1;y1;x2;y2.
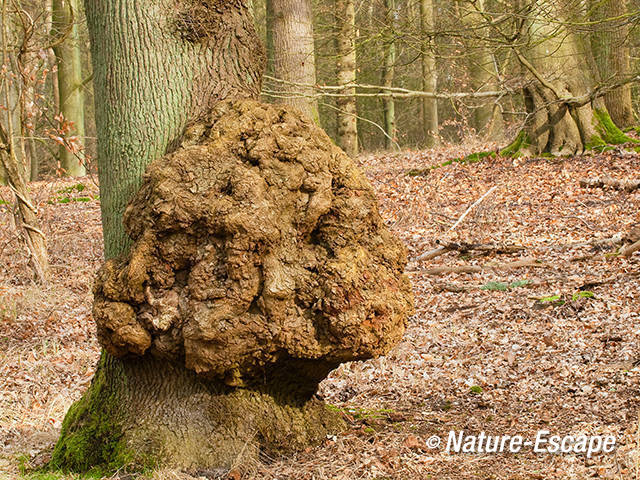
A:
52;0;86;177
461;0;504;140
0;0;50;282
420;0;438;146
266;0;319;122
335;0;358;157
510;0;632;156
28;137;38;181
51;0;342;472
382;0;396;150
51;353;341;472
590;0;634;128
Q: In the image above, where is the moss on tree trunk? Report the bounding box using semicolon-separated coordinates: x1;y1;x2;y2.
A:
51;353;344;473
481;1;636;159
51;0;383;474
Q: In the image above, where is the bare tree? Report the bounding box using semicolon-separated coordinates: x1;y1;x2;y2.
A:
266;0;319;121
335;0;358;157
0;0;49;282
51;0;86;176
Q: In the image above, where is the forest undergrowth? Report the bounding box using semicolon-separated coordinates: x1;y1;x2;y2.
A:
1;144;639;479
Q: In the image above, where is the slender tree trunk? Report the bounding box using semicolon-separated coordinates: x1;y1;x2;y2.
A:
590;0;634;128
267;0;319;122
509;0;631;156
266;0;275;77
335;0;358;157
382;0;396;149
459;0;504;140
52;0;86;176
51;0;342;472
0;1;49;282
28;137;37;181
420;0;438;146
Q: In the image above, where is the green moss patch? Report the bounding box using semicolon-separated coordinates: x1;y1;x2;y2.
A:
48;354;141;475
593;109;636;146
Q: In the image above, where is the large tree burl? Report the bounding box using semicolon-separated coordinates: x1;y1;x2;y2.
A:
94;100;413;390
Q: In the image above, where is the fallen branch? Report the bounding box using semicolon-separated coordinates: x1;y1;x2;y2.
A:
418;246;448;262
425;258;543;276
620;239;640;257
416;241;524;262
448;185;498;233
579;177;640;192
425;265;483;275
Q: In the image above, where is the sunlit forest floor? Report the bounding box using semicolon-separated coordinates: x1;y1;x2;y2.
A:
1;145;639;479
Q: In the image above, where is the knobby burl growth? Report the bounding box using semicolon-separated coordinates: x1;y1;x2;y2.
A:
94;99;413;394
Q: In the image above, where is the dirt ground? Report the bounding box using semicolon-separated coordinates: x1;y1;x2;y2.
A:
1;147;639;479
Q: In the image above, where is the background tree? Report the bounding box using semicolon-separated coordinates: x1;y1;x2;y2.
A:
508;0;633;155
591;0;635;128
266;0;319;121
0;0;53;282
382;0;397;149
420;0;438;146
335;0;358;157
458;0;504;140
51;0;87;176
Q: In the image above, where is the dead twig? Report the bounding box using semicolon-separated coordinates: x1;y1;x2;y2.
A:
416;186;499;262
447;185;498;233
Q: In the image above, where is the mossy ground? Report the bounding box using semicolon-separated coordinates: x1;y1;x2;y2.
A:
406;131;531;176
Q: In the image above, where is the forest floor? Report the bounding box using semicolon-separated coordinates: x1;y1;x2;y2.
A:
0;146;639;479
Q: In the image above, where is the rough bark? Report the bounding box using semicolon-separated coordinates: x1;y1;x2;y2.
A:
335;0;358;157
52;0;86;177
512;0;632;156
86;0;264;259
266;0;319;122
51;0;411;473
420;0;438;146
382;0;397;149
590;0;634;128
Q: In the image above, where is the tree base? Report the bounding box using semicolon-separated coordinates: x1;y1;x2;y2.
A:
49;352;345;474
